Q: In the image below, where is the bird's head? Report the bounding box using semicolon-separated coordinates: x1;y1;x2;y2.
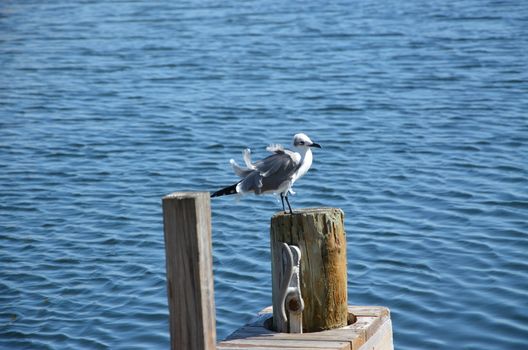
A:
293;133;321;149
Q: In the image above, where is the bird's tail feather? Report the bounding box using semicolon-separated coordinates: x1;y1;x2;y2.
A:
211;183;238;198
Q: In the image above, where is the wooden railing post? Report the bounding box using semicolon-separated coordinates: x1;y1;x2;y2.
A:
162;192;216;350
271;208;348;333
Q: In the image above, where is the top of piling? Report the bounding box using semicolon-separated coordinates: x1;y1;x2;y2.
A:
273;207;344;218
163;191;209;201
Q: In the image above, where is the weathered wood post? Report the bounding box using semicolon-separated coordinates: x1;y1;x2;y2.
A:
271;208;348;333
162;192;216;350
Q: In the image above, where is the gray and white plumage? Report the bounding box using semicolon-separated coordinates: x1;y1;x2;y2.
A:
211;133;321;213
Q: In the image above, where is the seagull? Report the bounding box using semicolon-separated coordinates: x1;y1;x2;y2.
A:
211;133;321;214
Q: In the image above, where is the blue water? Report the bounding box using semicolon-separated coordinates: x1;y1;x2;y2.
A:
1;1;527;349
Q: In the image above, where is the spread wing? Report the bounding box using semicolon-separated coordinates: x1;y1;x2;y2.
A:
236;150;301;194
230;148;255;178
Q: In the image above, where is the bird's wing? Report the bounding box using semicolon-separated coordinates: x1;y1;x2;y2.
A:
266;144;285;153
243;148;256;169
237;151;301;194
230;148;256;178
230;159;253;178
254;151;300;177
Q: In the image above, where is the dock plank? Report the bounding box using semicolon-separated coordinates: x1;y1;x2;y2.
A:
226;326;364;350
218;305;391;350
219;338;350;349
218;347;332;350
347;306;389;318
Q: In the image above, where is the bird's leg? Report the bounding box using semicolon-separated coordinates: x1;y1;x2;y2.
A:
285;195;293;215
280;193;286;212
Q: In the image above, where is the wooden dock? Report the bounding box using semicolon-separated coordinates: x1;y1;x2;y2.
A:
162;192;394;350
218;305;392;350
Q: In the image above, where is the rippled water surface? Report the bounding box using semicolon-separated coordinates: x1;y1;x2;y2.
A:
1;1;528;349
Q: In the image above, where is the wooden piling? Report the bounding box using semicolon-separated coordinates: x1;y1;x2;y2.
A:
271;208;348;333
162;192;216;350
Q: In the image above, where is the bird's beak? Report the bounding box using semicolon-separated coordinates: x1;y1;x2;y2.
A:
310;142;322;148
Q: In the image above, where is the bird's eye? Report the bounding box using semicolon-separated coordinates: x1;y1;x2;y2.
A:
299;141;304;145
